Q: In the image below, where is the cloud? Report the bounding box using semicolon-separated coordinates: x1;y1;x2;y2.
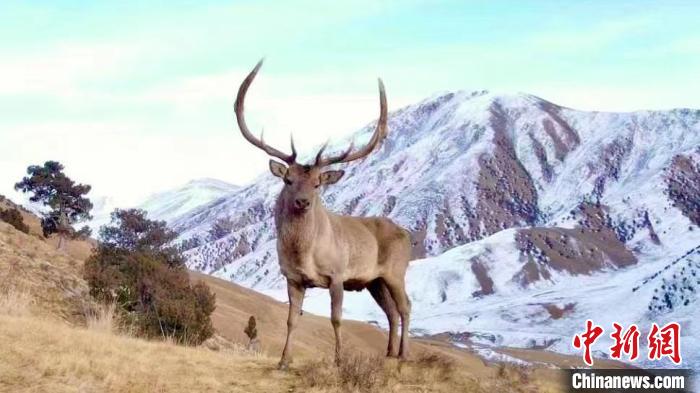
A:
528;17;652;53
0;120;255;207
134;68;415;133
0;42;149;97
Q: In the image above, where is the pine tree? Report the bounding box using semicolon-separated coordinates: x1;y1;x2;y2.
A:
14;161;93;248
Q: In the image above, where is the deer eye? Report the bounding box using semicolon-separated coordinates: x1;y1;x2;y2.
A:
314;183;321;189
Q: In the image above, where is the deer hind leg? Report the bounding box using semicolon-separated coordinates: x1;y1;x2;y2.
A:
279;280;305;370
329;280;344;365
368;278;400;357
384;278;411;360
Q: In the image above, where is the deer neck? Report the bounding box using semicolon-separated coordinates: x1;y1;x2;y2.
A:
274;191;328;253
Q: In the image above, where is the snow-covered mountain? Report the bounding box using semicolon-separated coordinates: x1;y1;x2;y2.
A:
139;178;238;224
170;90;700;367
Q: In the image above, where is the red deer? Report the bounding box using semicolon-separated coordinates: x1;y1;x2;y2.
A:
234;60;412;369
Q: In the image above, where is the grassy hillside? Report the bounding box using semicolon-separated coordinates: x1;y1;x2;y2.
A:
0;313;296;393
0;199;95;322
0;198;622;392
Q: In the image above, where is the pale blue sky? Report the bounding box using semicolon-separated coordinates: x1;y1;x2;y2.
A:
1;1;698;206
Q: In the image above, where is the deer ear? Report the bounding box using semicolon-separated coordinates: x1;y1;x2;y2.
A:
269;160;287;178
320;170;345;185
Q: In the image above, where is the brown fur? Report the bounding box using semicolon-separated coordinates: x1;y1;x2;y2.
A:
272;163;412;369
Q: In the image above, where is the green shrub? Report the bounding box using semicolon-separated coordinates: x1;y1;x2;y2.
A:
84;208;215;345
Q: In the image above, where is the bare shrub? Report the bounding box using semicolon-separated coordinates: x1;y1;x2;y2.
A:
301;360;339;389
338;353;388;391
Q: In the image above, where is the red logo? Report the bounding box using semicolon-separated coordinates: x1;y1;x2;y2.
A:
609;323;640;361
572;321;682;366
648;322;682;364
572;319;604;366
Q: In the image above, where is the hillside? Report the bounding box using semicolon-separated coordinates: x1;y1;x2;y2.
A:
0;314;297;393
0;197;95;322
2;196;626;392
163;91;700;369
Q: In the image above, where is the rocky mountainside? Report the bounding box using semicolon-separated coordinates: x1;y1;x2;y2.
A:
163;90;699;368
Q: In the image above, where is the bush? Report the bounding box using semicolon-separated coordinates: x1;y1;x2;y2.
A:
84;247;216;344
84;209;216;345
0;207;29;234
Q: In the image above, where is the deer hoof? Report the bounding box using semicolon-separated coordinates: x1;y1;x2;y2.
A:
386;349;399;358
278;360;290;371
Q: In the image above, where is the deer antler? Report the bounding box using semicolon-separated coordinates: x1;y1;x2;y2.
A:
315;78;388;167
235;59;297;164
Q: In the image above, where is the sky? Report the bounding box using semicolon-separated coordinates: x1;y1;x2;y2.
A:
1;0;699;209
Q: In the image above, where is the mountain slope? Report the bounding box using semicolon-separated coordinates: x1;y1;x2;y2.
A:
139;178;239;224
170;91;700;368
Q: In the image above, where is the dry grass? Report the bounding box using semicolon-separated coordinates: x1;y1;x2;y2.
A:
0;311;519;393
493;363;539;393
0;309;550;393
0;221;97;323
0;286;32;317
202;334;267;361
300;352;388;392
298;351;486;393
85;302;116;334
0;313;296;393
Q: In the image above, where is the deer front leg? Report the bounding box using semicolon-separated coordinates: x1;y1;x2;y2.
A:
329;280;344;365
279;280;305;370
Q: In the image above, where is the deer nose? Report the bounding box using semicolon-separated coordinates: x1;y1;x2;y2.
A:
294;198;310;210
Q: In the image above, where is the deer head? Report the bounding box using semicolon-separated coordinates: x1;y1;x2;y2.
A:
234;59;388;214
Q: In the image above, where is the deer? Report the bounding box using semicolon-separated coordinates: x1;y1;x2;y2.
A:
234;60;412;370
